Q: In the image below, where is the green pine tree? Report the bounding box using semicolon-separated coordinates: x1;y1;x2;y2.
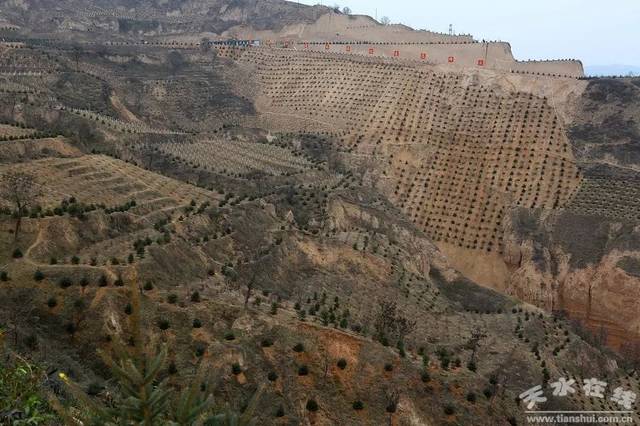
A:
54;276;261;425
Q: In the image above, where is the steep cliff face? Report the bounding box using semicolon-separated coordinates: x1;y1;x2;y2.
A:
482;78;640;350
499;210;640;350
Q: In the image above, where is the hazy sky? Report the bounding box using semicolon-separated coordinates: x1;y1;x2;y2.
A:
298;0;640;69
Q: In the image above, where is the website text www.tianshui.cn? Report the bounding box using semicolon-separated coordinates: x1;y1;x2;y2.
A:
526;413;634;424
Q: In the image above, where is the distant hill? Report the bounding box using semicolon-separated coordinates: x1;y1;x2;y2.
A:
585;64;640;77
0;0;332;35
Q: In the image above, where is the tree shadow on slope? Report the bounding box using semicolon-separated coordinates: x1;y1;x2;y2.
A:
429;268;513;313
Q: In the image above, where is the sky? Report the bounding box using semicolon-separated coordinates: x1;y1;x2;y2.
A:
298;0;640;73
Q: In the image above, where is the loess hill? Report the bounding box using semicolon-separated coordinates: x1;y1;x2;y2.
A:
1;0;640;424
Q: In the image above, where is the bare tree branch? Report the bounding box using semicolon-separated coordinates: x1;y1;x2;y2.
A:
0;171;41;242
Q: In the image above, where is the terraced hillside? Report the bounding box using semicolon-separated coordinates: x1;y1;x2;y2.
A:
3;139;639;425
1;1;640;424
239;48;581;256
223;47;640;351
0;122;40;139
0;0;331;38
157;138;317;176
